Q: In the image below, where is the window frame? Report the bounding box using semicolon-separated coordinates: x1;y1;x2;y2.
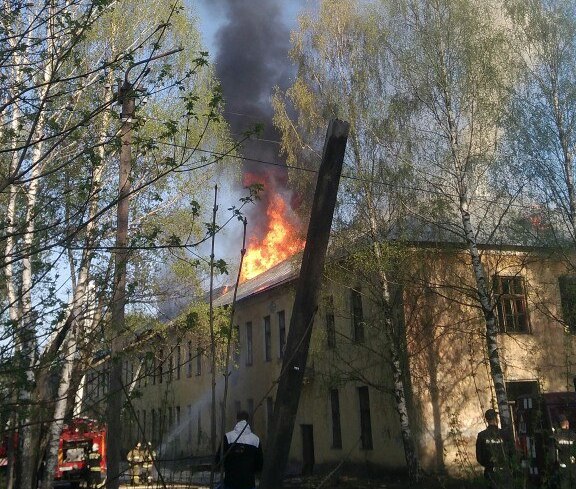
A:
330;389;342;449
558;275;576;334
358;386;373;450
264;315;272;362
278;310;286;358
325;296;336;349
494;275;530;334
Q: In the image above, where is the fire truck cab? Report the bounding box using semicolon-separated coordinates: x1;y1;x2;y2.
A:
514;391;576;485
54;418;106;488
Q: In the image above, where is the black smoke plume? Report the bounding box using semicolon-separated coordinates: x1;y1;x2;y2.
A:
210;0;299;237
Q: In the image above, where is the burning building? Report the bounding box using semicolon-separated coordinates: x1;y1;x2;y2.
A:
83;241;576;478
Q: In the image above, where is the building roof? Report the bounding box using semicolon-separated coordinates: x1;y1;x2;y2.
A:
214;255;301;307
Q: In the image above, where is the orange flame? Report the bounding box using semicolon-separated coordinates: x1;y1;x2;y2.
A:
241;194;305;282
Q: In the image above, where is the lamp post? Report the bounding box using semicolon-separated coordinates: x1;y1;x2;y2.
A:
106;48;182;489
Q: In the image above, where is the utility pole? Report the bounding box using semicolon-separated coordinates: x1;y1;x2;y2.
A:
106;48;182;489
106;74;134;489
260;119;349;489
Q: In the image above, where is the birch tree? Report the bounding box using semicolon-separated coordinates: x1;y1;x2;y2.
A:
0;1;233;487
387;0;519;440
504;0;576;253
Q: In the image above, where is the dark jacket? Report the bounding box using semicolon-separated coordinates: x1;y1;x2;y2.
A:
215;421;263;489
552;428;576;469
476;424;507;470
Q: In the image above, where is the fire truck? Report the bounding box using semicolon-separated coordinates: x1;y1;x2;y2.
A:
55;418;106;487
0;418;106;487
514;391;576;485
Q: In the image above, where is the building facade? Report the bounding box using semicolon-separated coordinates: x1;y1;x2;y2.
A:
83;244;576;476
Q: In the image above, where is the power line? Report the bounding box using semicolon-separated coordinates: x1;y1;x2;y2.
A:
159;142;552;212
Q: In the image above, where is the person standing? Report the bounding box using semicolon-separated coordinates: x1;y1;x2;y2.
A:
476;409;509;489
215;411;263;489
551;414;576;489
87;443;102;489
142;442;156;484
127;442;143;485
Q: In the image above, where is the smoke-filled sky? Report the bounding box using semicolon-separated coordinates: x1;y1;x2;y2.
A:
196;0;307;167
193;0;313;267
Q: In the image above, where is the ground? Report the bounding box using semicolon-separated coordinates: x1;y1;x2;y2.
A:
119;472;491;489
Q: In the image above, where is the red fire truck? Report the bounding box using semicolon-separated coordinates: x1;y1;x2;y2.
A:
514;391;576;485
55;418;107;487
0;418;106;487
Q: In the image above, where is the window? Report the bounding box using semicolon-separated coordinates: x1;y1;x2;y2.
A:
196;347;202;376
358;386;373;450
264;316;272;362
197;411;202;447
278;311;286;358
168;353;173;382
506;380;539;403
187;341;192;378
330;389;342;449
325;296;336;349
351;288;365;342
142;410;147;437
151;409;156;444
559;276;576;333
246;321;253;366
176;345;181;380
494;275;529;333
235;401;242;417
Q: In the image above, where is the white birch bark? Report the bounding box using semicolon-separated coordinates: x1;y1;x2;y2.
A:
40;320;76;489
435;29;513;438
39;84;111;485
364;182;420;482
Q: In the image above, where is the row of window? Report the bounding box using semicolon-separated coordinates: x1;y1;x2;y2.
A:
239;310;287;366
237;292;366;368
234;276;576;359
86;341;206;399
127;386;374;453
330;386;373;450
86;275;572;402
131;397;273;448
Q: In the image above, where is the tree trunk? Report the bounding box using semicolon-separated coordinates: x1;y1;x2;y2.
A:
40;333;76;489
460;203;512;437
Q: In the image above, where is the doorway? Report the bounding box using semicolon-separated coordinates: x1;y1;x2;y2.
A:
301;424;315;476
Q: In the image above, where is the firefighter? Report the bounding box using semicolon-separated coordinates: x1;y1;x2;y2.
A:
476;409;510;489
141;442;156;484
551;414;576;489
87;443;102;489
127;442;144;485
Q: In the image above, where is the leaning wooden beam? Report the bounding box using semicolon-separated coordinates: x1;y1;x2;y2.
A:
260;119;349;489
